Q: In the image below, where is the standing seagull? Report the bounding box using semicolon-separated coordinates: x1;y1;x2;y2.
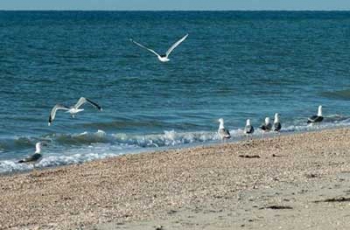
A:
273;113;282;132
48;97;102;126
217;118;231;141
260;117;272;132
130;34;188;62
18;142;43;168
307;105;323;124
244;119;254;135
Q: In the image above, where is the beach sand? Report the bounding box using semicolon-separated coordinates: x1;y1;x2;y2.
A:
2;128;350;229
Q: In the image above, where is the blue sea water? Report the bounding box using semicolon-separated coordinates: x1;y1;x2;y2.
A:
1;11;350;173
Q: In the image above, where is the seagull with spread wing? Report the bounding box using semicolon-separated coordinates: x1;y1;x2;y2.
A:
48;97;102;126
130;34;188;62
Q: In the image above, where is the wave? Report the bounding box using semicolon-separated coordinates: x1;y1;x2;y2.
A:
80;119;205;131
320;89;350;100
2;116;350;174
2;115;350;152
40;129;218;148
53;130;113;145
111;130;217;148
0;152;120;174
0;136;37;154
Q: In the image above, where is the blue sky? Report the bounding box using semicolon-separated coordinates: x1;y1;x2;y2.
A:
1;0;350;11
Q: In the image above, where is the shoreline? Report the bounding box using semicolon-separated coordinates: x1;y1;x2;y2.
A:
2;128;350;229
1;123;344;177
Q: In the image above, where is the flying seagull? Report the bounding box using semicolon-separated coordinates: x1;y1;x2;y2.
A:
218;118;231;141
130;34;188;62
307;105;323;124
48;97;102;126
244;119;254;135
18;142;43;168
273;113;282;132
260;117;272;132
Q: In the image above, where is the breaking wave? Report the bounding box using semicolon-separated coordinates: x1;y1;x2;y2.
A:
1;115;350;174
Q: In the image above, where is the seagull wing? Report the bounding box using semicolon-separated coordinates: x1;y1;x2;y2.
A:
74;97;102;111
85;98;103;111
48;104;69;126
273;123;281;131
307;115;318;123
245;125;254;134
130;39;161;58
74;97;87;109
165;34;188;57
219;128;231;139
18;153;42;163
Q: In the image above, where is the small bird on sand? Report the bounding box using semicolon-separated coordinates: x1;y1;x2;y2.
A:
48;97;102;126
244;119;254;135
218;118;231;141
18;142;43;168
260;117;272;132
130;34;188;62
307;105;323;124
273;113;282;132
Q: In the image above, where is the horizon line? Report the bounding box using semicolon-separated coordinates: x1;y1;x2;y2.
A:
0;9;350;12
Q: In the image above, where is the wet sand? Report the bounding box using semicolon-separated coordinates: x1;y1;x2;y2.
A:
2;128;350;229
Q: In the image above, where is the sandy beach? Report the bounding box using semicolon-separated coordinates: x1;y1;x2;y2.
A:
2;128;350;229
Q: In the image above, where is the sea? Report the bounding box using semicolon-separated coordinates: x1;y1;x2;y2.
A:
1;11;350;173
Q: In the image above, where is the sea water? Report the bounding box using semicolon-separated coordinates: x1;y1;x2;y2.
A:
1;11;350;173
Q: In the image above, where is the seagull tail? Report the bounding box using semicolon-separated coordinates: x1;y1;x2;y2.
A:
48;116;52;126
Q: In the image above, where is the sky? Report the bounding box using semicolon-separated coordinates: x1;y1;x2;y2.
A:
0;0;350;11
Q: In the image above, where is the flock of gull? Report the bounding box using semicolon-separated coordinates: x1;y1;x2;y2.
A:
217;105;324;140
16;34;325;169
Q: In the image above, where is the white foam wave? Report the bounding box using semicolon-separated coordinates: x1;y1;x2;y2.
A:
112;130;218;148
0;150;121;174
2;118;350;174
